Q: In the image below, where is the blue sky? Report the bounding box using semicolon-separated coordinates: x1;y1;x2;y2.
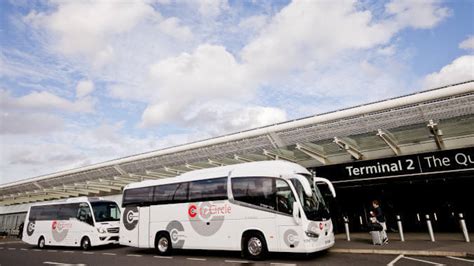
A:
0;0;473;184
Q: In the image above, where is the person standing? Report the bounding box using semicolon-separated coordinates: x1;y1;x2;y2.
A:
370;200;388;244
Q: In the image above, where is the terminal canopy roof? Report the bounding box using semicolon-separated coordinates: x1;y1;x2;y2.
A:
1;81;473;206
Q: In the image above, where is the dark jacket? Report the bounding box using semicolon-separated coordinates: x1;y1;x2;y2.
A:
372;206;386;223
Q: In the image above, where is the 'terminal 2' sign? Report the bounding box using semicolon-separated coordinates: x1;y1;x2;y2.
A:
312;147;474;182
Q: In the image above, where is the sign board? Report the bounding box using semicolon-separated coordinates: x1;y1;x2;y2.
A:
311;147;474;183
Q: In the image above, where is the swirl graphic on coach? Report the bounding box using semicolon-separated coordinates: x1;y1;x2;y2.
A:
51;221;71;242
283;229;300;247
187;202;231;236
26;221;35;236
166;220;185;248
123;207;139;231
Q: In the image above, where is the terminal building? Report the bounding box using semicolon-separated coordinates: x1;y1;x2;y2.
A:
1;81;473;235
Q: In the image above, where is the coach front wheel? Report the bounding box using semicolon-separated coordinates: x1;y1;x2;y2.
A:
38;236;46;249
243;233;268;260
156;233;172;256
81;236;91;250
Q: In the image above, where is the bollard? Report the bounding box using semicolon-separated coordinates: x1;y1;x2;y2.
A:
426;214;435;242
396;215;405;242
359;216;363;225
459;213;470;243
344;216;351;241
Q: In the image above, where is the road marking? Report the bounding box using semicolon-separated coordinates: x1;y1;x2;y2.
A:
154;256;173;259
33;249;42;252
43;262;86;266
82;251;94;254
0;247;4;249
403;256;445;265
47;250;58;252
63;251;75;253
225;260;250;263
446;256;474;263
187;258;207;261
387;254;404;266
7;248;16;250
270;263;297;266
20;248;28;251
0;241;22;245
126;254;142;257
102;253;116;256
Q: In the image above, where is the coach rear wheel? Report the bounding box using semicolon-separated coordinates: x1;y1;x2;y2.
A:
156;233;172;256
37;236;46;249
81;236;91;250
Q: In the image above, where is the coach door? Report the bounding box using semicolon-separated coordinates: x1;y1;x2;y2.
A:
121;206;140;246
138;207;150;248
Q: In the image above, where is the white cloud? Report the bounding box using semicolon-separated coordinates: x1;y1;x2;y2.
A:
0;112;64;135
238;15;268;31
459;36;474;50
158;17;193;41
385;0;451;29
423;55;474;89
197;0;229;18
141;44;256;127
75;79;94;98
1;89;95;113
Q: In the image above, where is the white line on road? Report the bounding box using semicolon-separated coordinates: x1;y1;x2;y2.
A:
446;256;474;263
43;262;86;266
270;263;297;266
47;250;58;252
154;256;173;259
225;260;250;264
82;251;94;254
187;258;207;261
0;241;22;245
387;254;404;266
126;254;142;257
0;247;4;249
102;253;116;256
7;248;16;250
20;248;28;251
33;249;41;252
63;251;75;253
403;256;445;265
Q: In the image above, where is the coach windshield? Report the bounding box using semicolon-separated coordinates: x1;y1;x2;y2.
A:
290;178;330;221
91;201;120;222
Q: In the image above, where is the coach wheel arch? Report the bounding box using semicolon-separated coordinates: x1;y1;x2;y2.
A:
241;230;268;260
155;231;172;255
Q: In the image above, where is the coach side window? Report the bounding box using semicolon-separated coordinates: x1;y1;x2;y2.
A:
153;182;189;204
77;203;94;226
275;179;295;215
59;204;80;220
189;177;227;202
123;186;154;207
231;177;277;211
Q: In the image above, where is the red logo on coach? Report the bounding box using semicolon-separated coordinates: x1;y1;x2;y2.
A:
188;205;197;218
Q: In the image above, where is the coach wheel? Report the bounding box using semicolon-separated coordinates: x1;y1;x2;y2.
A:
156;233;172;256
243;233;267;260
38;236;46;249
81;236;91;250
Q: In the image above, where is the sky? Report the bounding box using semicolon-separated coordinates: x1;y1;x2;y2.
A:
0;0;473;185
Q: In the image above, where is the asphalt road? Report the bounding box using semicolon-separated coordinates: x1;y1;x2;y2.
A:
0;240;473;266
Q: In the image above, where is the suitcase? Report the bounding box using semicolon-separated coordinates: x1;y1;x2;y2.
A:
370;230;384;245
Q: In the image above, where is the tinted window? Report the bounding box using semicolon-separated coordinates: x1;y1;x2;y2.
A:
276;179;295;215
91;202;120;222
77;203;94;226
189;177;227;202
123;186;154;206
153;182;189;204
29;206;42;221
58;204;80;220
231;177;276;211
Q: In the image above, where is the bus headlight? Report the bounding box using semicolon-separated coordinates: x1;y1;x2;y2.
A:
305;231;319;238
97;227;107;234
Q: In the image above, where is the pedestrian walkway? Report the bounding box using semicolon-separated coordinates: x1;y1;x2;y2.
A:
332;232;474;257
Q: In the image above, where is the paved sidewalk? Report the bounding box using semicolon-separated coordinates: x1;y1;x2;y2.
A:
331;232;474;257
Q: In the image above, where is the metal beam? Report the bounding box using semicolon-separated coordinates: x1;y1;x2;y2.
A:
185;163;205;170
427;119;445;150
377;129;400;155
208;159;225;167
164;167;184;175
113;165;128;175
145;171;175;178
263;149;296;162
233;154;254;162
295;143;328;164
333;137;363;160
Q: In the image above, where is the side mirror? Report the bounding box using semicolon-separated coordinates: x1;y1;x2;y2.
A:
292;202;301;225
314;177;336;198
